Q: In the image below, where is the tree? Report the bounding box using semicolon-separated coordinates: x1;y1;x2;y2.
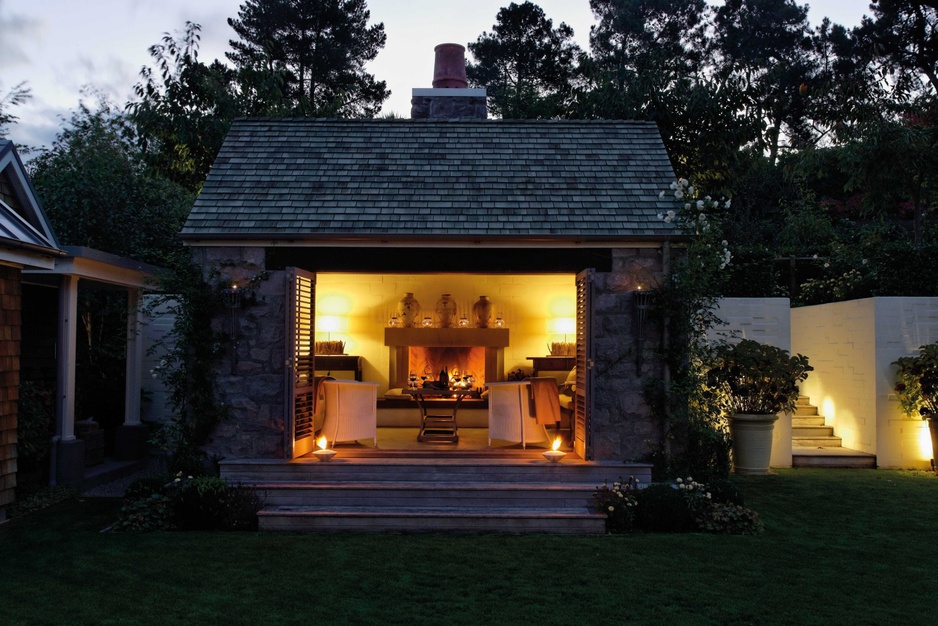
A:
29;100;193;266
714;0;817;164
466;2;582;119
859;0;938;98
128;22;243;193
227;0;389;117
0;81;31;139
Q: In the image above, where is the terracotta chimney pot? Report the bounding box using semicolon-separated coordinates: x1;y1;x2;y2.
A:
432;43;469;89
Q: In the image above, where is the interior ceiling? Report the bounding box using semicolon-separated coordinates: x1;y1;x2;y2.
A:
266;246;612;273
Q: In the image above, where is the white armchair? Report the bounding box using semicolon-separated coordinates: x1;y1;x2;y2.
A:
486;381;551;448
319;380;379;447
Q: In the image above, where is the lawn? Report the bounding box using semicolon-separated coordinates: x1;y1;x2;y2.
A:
1;469;935;625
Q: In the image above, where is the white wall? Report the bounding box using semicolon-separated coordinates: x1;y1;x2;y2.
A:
712;298;793;468
791;298;938;469
141;296;176;424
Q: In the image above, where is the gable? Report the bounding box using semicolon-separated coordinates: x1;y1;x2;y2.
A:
181;118;683;245
0;141;60;262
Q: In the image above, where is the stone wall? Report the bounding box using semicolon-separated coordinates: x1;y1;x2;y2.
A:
411;93;487;119
190;247;288;460
589;248;665;461
0;264;21;518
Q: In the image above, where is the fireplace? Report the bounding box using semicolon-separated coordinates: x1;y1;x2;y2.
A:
385;328;509;389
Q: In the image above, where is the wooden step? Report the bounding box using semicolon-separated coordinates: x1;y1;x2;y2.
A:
221;457;652;486
256;481;597;509
258;505;606;534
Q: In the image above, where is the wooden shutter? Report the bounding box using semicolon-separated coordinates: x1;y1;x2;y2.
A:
285;267;316;458
574;269;594;460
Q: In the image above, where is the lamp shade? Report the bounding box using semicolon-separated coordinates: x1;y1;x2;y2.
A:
315;315;347;333
547;317;576;335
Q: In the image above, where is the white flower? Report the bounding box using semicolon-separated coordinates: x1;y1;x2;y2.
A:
812;254;818;260
679;178;689;187
697;200;704;210
688;186;695;195
664;216;673;223
674;190;684;199
666;210;676;220
684;203;691;211
670;181;677;190
659;190;666;198
824;262;830;268
698;213;707;222
725;199;732;209
608;506;614;512
676;478;683;483
657;213;664;220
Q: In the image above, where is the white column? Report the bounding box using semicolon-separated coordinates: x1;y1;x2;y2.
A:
56;275;78;440
124;289;143;426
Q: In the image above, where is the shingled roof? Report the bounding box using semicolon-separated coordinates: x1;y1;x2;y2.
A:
181;118;682;244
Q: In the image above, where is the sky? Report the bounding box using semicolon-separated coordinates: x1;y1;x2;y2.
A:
2;0;873;151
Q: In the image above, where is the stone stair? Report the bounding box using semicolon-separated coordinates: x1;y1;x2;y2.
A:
791;397;876;468
221;455;652;534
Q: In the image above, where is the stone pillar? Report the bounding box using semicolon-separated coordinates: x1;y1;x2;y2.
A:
117;288;147;460
54;274;84;485
0;265;22;521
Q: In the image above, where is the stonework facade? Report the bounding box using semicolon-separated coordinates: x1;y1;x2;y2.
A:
193;245;668;463
0;264;21;516
410;95;487;120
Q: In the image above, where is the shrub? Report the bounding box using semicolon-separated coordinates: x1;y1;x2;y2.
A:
693;502;764;535
123;475;173;502
112;493;174;532
706;478;745;507
173;476;232;531
635;482;693;533
593;477;639;533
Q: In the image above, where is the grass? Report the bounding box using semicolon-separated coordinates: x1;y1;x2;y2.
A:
1;469;936;625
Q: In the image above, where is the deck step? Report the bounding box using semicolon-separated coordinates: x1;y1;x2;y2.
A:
255;481;598;509
223;456;647;534
258;505;606;534
792;416;826;427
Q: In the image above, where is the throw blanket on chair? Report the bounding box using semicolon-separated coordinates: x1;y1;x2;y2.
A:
313;375;334;416
528;377;561;426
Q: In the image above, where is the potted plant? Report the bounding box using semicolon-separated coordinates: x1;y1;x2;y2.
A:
893;343;938;475
706;339;813;475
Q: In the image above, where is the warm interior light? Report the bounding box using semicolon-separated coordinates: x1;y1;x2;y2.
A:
918;421;934;461
317;436;328;451
547;317;576;335
552;436;562;451
316;315;345;333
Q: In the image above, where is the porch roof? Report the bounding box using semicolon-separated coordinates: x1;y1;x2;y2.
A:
181;118;682;245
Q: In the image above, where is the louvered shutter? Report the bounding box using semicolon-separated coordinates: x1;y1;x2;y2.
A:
286;267;316;458
574;269;594;460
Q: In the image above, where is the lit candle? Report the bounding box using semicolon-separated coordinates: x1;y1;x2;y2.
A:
542;437;566;462
313;436;336;462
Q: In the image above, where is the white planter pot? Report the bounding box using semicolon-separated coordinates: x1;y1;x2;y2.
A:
729;413;779;475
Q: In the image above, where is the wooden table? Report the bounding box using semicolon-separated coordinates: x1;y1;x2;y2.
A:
315;355;363;381
527;356;576;376
403;388;480;443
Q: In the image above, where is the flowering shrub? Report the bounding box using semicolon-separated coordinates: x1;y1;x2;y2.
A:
658;177;732;270
595;476;763;535
593;476;639;533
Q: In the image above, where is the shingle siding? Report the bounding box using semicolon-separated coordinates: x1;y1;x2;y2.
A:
182;118;681;241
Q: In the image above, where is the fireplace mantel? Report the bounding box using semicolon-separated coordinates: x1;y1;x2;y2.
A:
384;328;509;388
384;327;509;347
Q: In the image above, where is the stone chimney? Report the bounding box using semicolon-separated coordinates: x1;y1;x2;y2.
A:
411;43;487;119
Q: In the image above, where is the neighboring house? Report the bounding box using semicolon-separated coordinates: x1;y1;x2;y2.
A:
180;54;683;464
0;140;62;520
